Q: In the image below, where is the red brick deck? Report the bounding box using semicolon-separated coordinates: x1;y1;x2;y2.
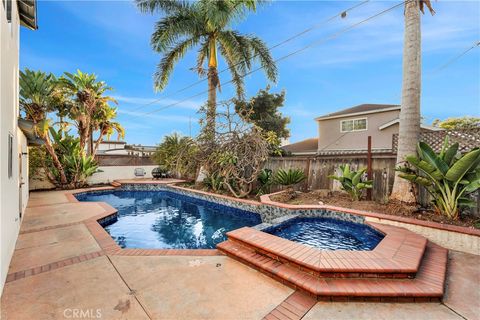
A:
217;226;448;301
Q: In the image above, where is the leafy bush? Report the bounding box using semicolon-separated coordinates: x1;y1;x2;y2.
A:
256;168;275;195
153;133;199;179
328;164;372;201
203;173;224;192
274;168;306;197
397;138;480;219
50;128;100;188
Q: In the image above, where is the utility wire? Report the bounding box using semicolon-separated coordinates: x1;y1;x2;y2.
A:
142;0;406;116
431;40;480;73
130;0;371;112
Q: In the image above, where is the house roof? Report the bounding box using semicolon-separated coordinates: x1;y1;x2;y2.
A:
18;0;38;30
315;104;400;121
281;138;318;154
378;118;444;131
18;118;44;146
101;140;126;145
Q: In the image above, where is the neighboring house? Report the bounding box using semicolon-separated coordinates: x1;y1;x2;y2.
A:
96;140;128;155
96;140;156;157
314;104;440;155
281;138;318;156
1;0;38;293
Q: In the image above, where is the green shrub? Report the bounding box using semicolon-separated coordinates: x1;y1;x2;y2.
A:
153;133;199;179
203;172;225;192
397;137;480;220
274;168;306;197
256;168;275;195
328;164;372;201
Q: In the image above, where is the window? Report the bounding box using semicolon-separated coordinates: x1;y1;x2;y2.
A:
8;133;13;179
340;118;367;132
3;0;12;23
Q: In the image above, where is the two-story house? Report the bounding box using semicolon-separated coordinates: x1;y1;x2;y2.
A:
282;104;441;156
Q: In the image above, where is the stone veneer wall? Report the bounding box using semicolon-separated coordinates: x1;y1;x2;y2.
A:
87;184;368;226
365;217;480;255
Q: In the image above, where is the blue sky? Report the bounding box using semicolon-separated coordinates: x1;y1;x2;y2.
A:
21;0;480;145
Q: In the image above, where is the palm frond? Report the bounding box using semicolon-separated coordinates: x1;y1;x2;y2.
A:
150;10;203;52
154;36;200;91
135;0;190;13
218;30;253;74
217;35;246;99
247;35;278;83
419;0;435;15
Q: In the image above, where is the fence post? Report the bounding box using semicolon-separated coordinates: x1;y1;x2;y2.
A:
367;136;372;200
305;157;311;191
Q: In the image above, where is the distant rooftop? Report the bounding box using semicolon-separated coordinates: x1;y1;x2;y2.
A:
315;104;400;120
281;138;318;154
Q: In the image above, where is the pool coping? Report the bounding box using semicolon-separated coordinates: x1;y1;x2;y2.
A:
260;190;480;237
63;182;477;260
67;185;221;257
224;222;428;277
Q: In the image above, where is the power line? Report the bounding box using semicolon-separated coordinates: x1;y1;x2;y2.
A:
143;0;406;116
431;40;480;73
130;0;371;112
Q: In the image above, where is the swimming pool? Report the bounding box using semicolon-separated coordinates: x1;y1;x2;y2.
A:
76;190;261;249
263;217;384;251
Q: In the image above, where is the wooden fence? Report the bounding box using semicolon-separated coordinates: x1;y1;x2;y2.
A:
264;155;396;203
264;155;479;215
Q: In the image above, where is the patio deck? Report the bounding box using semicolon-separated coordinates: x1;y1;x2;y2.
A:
1;186;478;319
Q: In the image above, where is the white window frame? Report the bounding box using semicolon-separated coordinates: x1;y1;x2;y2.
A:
8;133;13;179
340;117;368;133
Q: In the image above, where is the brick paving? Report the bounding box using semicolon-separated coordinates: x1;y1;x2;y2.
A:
218;226;448;300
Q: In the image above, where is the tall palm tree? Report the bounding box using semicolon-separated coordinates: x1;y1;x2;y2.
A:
19;69;68;185
136;0;278;137
59;70;116;156
390;0;435;203
92;106;125;156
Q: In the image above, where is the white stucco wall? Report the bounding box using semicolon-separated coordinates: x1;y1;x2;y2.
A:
29;165;159;190
0;0;24;294
87;165;158;184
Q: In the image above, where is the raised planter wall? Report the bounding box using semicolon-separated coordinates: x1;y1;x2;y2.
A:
261;191;480;255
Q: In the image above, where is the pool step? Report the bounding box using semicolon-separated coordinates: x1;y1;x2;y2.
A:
217;239;447;301
223;225;427;279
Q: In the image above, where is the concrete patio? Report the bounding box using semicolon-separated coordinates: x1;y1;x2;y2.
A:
1;189;479;320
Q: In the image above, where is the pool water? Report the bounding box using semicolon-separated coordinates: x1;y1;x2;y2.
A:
264;217;384;251
76;190;261;249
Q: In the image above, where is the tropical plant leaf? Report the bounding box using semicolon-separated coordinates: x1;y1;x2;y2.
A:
445;149;480;182
418;141;449;175
443;142;459;166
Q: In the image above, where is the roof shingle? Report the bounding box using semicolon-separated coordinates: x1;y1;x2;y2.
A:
316;104;400;120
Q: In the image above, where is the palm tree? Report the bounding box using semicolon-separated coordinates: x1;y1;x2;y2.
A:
59;70;116;156
19;69;68;185
92;105;125;156
390;0;435;202
136;0;278;137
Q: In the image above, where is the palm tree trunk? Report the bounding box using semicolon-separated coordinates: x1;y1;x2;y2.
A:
42;133;68;185
92;129;107;156
390;0;422;203
206;67;218;139
87;128;94;156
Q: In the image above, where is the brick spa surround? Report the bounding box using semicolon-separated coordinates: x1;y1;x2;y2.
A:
260;190;480;255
